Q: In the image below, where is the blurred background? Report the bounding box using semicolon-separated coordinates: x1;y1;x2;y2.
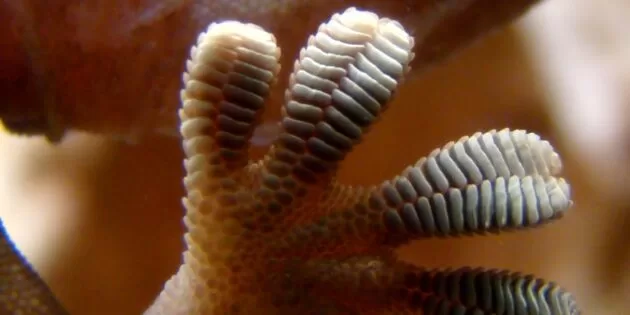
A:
1;0;629;314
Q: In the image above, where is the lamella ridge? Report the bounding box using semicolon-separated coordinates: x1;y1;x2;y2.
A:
258;8;416;225
377;129;572;237
140;7;580;315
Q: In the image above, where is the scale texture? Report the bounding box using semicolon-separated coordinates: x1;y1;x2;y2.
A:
0;6;578;315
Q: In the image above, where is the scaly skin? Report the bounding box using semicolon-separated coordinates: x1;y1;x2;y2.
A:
0;222;68;314
0;4;580;315
142;8;578;314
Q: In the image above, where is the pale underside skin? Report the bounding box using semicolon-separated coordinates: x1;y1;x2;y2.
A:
141;7;577;315
0;4;581;315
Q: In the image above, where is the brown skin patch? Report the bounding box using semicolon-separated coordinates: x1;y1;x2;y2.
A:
0;0;540;139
